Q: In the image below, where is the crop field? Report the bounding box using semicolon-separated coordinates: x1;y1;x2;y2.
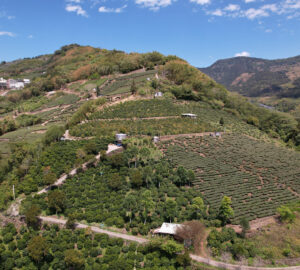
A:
101;70;157;95
89;99;269;140
160;133;300;223
70;118;217;137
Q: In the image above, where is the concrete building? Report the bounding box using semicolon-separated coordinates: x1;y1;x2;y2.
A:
115;133;127;145
0;78;7;90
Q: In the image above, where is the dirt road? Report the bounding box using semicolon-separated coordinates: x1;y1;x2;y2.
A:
39;216;148;244
39;216;300;270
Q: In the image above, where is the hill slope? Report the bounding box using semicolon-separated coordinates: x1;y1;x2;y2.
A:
200;55;300;98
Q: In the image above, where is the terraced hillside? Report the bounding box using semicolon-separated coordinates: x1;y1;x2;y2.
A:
160;134;300;223
72;99;269;140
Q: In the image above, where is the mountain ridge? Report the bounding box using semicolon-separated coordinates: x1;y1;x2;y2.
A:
199;55;300;98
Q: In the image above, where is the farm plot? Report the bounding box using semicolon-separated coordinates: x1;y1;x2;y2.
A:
101;70;157;96
89;99;269;140
160;133;300;223
69;118;217;138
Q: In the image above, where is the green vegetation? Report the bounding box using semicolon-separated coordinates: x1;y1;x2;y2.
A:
22;138;214;235
207;203;300;264
200;55;300;98
161;133;300;223
101;70;157;95
0;137;112;209
70;118;216;138
0;222;201;270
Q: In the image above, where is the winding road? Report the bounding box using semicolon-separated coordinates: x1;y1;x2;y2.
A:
39;216;300;270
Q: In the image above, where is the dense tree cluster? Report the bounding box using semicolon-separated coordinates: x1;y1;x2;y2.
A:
0;222;197;270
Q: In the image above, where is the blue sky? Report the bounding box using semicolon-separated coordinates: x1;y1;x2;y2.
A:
0;0;300;67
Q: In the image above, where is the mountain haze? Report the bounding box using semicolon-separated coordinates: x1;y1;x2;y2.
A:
200;55;300;98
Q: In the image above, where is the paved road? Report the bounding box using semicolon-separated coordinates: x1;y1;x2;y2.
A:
39;216;300;270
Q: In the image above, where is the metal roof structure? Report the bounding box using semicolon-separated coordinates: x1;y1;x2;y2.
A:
153;223;184;235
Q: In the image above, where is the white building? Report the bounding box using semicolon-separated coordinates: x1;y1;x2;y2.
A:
0;78;7;89
154;92;163;98
8;79;25;90
23;79;31;84
115;133;127;142
153;223;184;236
181;113;197;119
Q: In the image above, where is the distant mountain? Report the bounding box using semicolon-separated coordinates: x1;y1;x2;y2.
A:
199;55;300;98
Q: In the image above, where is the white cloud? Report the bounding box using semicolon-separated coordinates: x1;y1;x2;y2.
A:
235;51;251;57
224;4;240;11
28;35;34;39
210;9;223;16
0;31;15;37
98;5;127;13
66;0;82;2
245;0;256;3
262;4;278;12
65;4;88;17
135;0;173;11
243;8;269;19
0;11;15;20
190;0;211;5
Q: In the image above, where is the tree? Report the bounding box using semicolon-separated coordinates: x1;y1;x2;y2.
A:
277;205;296;223
48;190;66;214
43;171;56;186
218;196;234;225
191;197;205;219
25;205;41;229
219;117;224;126
240;217;250;238
27;236;49;263
176;166;188;186
108;173;123;191
43;125;65;145
130;80;137;94
130;169;143;188
66;214;77;230
64;249;85;270
161;240;183;257
141;191;155;224
164;199;177;223
176;250;191;267
123;195;137;223
187;170;195;186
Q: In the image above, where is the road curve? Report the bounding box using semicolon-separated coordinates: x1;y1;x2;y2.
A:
39;216;300;270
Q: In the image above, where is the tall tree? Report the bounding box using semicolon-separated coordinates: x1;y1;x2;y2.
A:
191;197;205;219
130;80;137;94
141;190;155;224
25;204;41;229
218;196;234;225
123;194;137;224
164;199;177;223
27;236;49;263
64;249;85;270
48;190;66;214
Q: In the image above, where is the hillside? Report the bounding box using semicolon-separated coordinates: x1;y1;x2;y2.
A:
2;44;300;268
200;55;300;98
